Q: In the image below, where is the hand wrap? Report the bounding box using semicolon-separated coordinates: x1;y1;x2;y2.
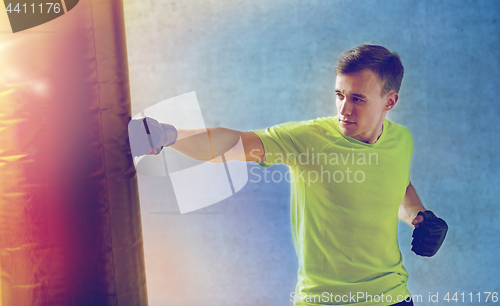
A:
411;210;448;257
128;117;177;158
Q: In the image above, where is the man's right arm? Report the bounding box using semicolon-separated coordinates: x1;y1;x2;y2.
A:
129;118;266;163
171;128;265;163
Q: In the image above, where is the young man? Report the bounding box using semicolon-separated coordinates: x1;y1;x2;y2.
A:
129;45;447;305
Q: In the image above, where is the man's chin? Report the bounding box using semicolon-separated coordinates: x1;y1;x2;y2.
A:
339;126;356;137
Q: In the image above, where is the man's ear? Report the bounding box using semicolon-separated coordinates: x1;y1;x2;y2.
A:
384;92;398;111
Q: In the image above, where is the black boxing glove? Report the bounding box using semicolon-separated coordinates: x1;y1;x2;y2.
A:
128;117;177;158
411;210;448;257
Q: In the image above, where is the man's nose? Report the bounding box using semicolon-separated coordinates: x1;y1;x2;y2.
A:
339;100;352;116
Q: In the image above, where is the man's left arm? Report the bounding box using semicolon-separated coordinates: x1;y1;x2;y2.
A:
398;181;426;227
399;181;449;257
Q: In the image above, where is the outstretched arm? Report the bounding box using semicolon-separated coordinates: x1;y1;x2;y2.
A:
128;117;265;163
398;182;426;226
171;128;265;162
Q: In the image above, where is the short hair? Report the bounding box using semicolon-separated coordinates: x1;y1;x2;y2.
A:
335;44;404;95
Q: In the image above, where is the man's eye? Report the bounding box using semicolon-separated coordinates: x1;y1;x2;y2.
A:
336;93;344;100
353;97;363;103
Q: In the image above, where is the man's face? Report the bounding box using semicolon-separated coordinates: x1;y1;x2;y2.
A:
335;69;398;144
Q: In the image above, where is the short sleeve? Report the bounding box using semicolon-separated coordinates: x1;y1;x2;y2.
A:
250;121;308;168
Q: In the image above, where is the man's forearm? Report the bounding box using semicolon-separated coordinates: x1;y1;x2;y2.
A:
170;127;242;162
398;182;427;226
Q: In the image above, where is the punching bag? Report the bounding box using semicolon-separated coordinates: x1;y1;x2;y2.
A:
0;0;148;305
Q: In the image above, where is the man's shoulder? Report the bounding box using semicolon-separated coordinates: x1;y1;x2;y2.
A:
250;117;339;148
255;116;335;134
384;119;413;153
279;116;334;126
385;119;412;138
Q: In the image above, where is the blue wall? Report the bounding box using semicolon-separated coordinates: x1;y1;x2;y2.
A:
124;0;500;304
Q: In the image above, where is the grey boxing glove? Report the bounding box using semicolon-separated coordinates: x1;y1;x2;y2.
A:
411;210;448;257
128;117;177;158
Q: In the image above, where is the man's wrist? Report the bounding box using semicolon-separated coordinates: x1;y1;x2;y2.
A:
160;123;177;147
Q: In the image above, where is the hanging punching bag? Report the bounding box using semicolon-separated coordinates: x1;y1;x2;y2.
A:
0;0;148;305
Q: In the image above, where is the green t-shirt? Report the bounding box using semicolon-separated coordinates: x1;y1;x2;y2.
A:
251;116;413;305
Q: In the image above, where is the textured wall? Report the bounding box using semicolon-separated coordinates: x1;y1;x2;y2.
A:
123;0;500;305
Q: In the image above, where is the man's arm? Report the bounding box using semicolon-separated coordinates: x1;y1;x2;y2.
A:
401;181;449;257
398;181;426;226
171;128;265;163
128;117;265;162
